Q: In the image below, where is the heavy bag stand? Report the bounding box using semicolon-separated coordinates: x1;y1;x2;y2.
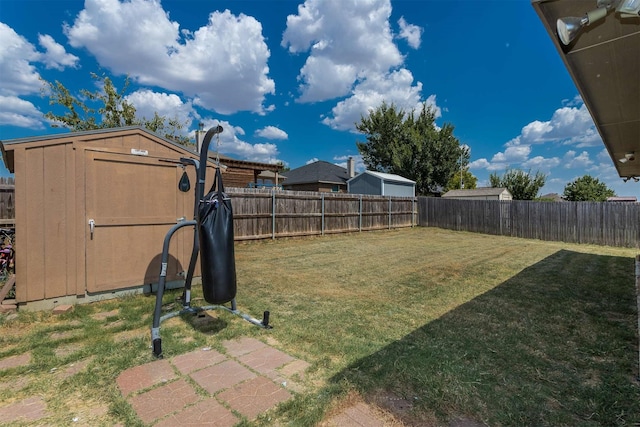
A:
151;125;271;358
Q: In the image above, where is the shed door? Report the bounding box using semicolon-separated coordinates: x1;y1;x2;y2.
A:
85;151;190;293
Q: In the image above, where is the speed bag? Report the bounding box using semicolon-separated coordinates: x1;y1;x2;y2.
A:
198;168;237;304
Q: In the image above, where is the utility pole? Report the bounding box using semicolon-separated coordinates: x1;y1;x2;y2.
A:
460;152;464;189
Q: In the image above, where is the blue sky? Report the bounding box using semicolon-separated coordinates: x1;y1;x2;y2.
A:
1;0;638;198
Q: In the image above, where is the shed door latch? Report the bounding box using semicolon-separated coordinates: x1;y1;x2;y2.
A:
88;219;95;240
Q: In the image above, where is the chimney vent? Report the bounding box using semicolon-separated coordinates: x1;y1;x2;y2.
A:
347;156;355;178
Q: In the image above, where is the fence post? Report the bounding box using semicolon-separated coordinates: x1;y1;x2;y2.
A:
636;255;640;381
321;193;325;236
412;198;415;227
359;195;363;232
388;196;392;229
271;190;276;240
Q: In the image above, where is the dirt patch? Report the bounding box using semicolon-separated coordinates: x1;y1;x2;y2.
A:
320;391;407;427
371;390;437;426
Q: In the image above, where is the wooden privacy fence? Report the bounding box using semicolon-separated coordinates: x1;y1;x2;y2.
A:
0;177;14;226
418;197;640;248
228;188;416;240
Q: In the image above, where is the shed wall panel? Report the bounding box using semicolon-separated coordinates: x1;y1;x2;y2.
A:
25;147;45;302
43;143;68;298
349;174;380;195
383;182;414;197
14;148;27;302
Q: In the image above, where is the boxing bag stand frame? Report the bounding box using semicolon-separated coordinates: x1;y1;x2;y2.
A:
151;125;271;359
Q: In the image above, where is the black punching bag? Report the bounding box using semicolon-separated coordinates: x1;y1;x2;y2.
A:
198;168;237;304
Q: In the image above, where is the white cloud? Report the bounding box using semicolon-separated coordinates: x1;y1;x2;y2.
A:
473;98;604;176
306;157;319;165
322;70;431;131
596;148;613;164
281;0;432;133
255;126;288;140
0;23;78;129
0;23;44;97
469;158;490;169
491;145;531;163
38;34;79;70
64;1;274;114
563;150;593;169
519;102;601;147
125;89;195;132
522;156;561;171
0;95;45;128
282;0;403;101
199;119;280;164
397;17;422;49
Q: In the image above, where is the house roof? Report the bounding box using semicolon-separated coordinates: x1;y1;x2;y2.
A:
442;187;510;198
531;0;640;179
282;161;349;185
348;170;415;185
540;193;565;202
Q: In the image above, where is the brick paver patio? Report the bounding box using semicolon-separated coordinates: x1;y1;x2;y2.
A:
0;333;393;426
116;337;308;425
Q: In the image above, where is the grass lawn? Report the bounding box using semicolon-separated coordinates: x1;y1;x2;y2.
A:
0;227;638;426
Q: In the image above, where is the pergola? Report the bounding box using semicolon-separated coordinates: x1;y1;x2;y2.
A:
531;0;639;180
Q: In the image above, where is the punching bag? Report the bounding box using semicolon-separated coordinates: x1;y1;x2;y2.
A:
198;167;237;304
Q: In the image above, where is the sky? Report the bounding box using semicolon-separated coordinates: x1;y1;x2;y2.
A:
1;0;638;198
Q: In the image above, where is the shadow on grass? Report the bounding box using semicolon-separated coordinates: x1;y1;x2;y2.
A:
331;250;640;426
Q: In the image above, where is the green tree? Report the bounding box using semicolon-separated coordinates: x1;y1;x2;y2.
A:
489;169;546;200
563;175;615;201
356;102;468;195
446;168;477;191
42;73;190;146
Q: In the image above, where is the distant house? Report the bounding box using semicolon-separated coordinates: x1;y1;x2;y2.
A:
539;193;564;202
441;187;512;201
281;160;351;193
348;170;415;197
606;196;638;202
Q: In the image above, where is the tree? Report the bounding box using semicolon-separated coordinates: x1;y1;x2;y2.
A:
446;168;477;191
563;175;616;201
42;73;191;146
489;169;546;200
356;102;468;195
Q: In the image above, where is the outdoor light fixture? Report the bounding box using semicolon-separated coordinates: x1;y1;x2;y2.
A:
623;176;640;182
618;152;636;163
616;0;640;17
557;7;608;45
556;0;640;46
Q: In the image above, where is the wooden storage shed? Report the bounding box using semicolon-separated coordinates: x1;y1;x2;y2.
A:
0;127;259;309
347;171;416;197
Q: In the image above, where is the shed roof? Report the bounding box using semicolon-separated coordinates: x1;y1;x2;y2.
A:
0;126;281;173
348;170;415;185
442;187;510;198
282;161;349;185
